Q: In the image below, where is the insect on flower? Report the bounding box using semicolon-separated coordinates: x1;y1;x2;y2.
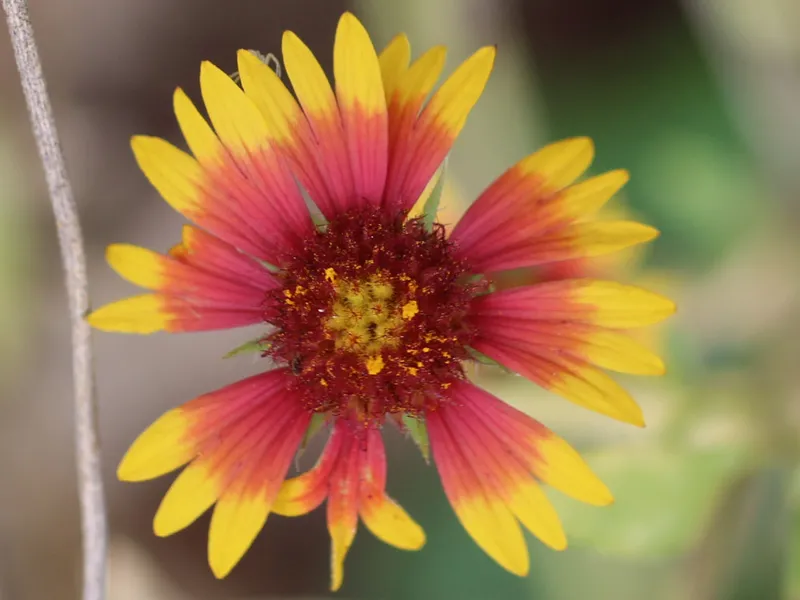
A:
88;12;675;591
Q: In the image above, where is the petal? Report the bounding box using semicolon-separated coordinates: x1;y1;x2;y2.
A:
472;221;658;274
334;12;389;203
426;408;529;576
441;404;567;552
327;428;360;592
122;369;308;577
282;29;356;214
129;136;261;260
154;459;220;537
506;479;566;551
470;279;676;329
207;404;310;578
384;46;492;212
105;243;273;309
450;154;645;273
453;383;613;506
170;224;278;287
359;492;426;551
117;408;196;481
130;135;204;216
272;422;344;517
358;428;424;550
451;139;593;248
378;33;411;100
237;49;335;218
472;318;665;376
87;294;263;334
198;61;271;156
450;382;612;507
118;370;297;481
472;338;645;425
197;65;313;252
451;138;610;255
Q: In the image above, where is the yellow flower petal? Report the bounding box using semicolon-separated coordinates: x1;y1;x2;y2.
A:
549;362;645;426
360;493;426;551
557;169;630;221
452;495;529;577
574;281;677;328
173;87;225;164
517;137;595;191
378;33;411;100
329;512;357;592
117;408;195;482
334;12;385;115
208;491;270;579
282;29;337;117
199;60;271;155
582;330;666;375
237;48;304;145
130;136;203;215
568;221;660;258
87;294;169;334
534;433;615;506
105;244;165;289
508;480;567;551
422;45;495;135
395;45;447;107
154;460;219;537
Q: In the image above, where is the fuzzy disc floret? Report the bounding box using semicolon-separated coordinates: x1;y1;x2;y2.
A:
264;207;483;424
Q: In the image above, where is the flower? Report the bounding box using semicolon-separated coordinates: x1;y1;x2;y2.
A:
88;12;675;591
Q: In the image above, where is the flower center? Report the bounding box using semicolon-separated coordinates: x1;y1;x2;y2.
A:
264;207;483;425
323;271;420;373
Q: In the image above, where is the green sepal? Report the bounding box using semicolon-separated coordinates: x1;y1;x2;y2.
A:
301;412;327;450
295;412;329;466
421;160;447;232
223;337;271;359
402;413;430;464
466;346;513;374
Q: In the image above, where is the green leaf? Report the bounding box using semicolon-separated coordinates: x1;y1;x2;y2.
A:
550;444;746;558
223;337;271;359
422;160;447;232
402;414;430;463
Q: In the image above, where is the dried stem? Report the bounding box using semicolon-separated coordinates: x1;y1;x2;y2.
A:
2;1;107;599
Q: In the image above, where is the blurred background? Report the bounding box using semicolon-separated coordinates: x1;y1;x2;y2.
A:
2;0;800;598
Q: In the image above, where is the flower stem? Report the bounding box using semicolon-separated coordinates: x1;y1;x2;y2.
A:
2;1;107;599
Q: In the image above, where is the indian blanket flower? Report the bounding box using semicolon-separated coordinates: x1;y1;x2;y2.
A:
89;12;675;591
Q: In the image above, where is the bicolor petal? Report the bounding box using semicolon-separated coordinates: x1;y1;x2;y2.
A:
282;26;356;213
378;33;411;100
274;422;424;591
451;139;647;273
133;72;314;264
469;280;675;424
384;46;493;212
334;12;389;203
427;382;610;574
88;232;277;334
117;370;310;577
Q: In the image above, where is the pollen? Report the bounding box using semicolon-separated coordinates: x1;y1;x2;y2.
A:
263;207;485;424
324;274;405;355
366;355;385;375
402;300;419;320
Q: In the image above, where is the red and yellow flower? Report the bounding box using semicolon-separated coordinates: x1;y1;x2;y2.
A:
89;13;675;590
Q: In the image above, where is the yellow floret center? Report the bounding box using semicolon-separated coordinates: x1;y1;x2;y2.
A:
324;272;417;374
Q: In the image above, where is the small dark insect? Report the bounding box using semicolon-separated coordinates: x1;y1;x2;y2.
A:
290;355;303;375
